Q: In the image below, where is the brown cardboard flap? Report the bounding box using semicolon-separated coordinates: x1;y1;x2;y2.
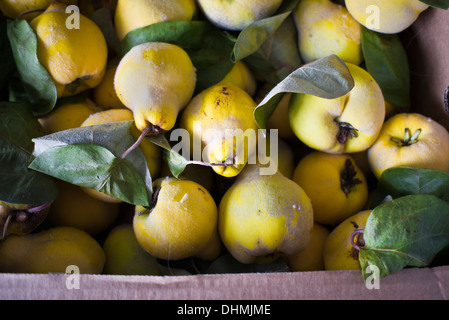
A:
1;266;448;300
405;7;449;129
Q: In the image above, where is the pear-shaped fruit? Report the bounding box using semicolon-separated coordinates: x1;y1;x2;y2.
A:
197;0;282;31
218;164;314;264
115;0;197;41
179;83;258;177
293;0;363;65
0;226;105;274
115;42;197;134
289;63;385;154
133;177;221;261
345;0;428;34
103;224;161;275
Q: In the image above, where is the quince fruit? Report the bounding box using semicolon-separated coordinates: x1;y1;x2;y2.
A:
114;0;197;41
293;0;363;65
115;42;196;134
197;0;283;31
218;164;314;264
29;2;108;98
345;0;429;34
368;113;449;179
133;177;221;261
323;210;371;270
292;151;368;226
289;62;385;154
179;83;258;178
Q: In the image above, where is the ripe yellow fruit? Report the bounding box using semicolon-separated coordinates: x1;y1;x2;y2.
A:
80;108;162;202
293;0;363;65
114;0;197;41
38;99;100;134
179;83;258;177
103;224;161;275
368;113;449;179
0;0;77;20
218;61;257;97
218;164;314;264
292;151;368;226
133;177;221;261
197;0;283;31
29;2;108;98
345;0;429;34
0;226;105;274
47;181;121;235
93;62;126;110
289;63;385;154
115;42;196;133
284;223;330;271
323;210;371;271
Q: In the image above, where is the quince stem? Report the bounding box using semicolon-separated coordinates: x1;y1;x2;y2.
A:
350;229;365;252
1;214;12;240
391;128;422;147
18;8;46;19
120;126;151;160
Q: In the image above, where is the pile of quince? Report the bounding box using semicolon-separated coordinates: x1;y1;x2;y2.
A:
1;0;449;279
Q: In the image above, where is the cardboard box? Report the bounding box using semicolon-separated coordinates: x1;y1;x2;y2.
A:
2;6;449;301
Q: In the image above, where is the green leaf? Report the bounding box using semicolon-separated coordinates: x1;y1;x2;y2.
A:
361;27;410;109
146;135;191;178
232;12;291;62
372;167;449;207
120;20;235;93
30;121;153;206
359;194;449;280
91;7;121;55
419;0;449;9
0;102;59;205
29;144;150;206
244;15;302;85
231;0;300;62
6;19;57;115
253;54;354;130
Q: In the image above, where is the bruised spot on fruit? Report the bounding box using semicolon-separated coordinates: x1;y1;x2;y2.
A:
221;86;229;96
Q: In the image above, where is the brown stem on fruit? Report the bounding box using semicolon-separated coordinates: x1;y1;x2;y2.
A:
340;159;362;197
188;160;229;167
336;121;359;145
138;186;161;216
350;229;365;251
146;123;168;137
27;201;53;213
18;8;46;19
391;128;422;147
121;126;151;160
1;214;12;240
